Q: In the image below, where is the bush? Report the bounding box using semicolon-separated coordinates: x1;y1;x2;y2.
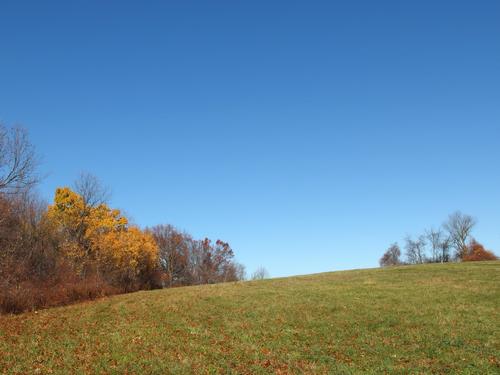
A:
462;240;497;262
0;262;118;314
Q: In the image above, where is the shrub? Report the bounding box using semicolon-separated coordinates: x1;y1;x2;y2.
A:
0;262;118;314
462;240;497;262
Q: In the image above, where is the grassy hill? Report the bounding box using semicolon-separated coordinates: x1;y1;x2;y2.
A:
1;262;499;374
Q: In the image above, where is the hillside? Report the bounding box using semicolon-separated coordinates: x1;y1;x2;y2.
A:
1;262;499;374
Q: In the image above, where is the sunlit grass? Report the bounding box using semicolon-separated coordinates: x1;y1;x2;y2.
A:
1;261;499;374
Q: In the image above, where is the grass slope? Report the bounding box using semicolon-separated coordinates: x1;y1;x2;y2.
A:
1;262;499;374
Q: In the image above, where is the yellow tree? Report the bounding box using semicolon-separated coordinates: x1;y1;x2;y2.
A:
47;187;92;269
94;227;159;289
48;187;158;288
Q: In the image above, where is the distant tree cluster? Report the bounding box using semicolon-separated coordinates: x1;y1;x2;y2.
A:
0;125;245;314
149;224;245;287
251;266;270;280
380;212;497;267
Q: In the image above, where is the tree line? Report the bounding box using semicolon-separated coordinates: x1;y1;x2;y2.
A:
380;212;497;267
0;125;246;314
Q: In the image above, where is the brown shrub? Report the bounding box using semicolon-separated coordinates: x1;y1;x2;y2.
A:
0;261;119;314
462;240;497;262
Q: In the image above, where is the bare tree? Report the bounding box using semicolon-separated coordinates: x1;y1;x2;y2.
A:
379;243;402;267
0;125;39;194
443;211;476;260
74;172;110;208
426;228;447;263
234;262;246;281
251;266;269;280
150;224;190;287
404;235;426;264
425;228;453;263
438;237;451;263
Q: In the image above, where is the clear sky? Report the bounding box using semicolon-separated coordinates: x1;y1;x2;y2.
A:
1;1;499;277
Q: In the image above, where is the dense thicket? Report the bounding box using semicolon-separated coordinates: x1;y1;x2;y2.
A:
0;126;244;313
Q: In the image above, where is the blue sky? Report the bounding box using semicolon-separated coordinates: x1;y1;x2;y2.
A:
1;1;499;277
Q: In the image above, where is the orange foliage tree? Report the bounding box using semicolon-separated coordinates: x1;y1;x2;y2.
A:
462;240;497;262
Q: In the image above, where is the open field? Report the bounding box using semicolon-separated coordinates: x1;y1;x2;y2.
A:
1;261;499;374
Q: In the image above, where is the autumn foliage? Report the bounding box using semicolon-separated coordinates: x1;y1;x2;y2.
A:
0;125;245;313
150;224;244;287
462;240;497;262
0;181;245;314
47;187;160;290
0;186;244;313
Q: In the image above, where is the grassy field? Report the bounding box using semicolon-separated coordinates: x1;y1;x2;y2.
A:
1;262;499;374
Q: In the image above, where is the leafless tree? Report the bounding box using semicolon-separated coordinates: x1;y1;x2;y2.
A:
437;237;451;263
251;266;270;280
443;211;476;260
0;125;39;194
149;224;190;287
0;191;60;283
234;262;246;281
74;172;110;208
426;228;447;263
404;235;426;264
379;243;402;267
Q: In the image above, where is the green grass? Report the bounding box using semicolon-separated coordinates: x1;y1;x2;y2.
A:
1;262;499;374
